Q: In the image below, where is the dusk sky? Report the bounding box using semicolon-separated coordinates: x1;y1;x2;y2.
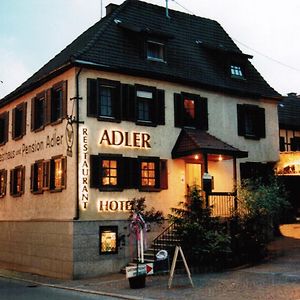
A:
1;0;300;99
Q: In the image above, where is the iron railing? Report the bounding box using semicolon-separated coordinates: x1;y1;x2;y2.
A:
208;192;237;217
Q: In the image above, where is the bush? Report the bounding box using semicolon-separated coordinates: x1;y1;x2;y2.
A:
169;185;231;269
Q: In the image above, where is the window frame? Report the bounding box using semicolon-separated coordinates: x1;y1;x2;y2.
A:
230;64;245;79
146;40;165;62
10;165;25;197
0;169;7;198
50;155;67;192
12;102;27;140
31;160;51;194
237;104;266;140
31;92;46;132
138;156;160;191
99;226;118;255
0;111;9;146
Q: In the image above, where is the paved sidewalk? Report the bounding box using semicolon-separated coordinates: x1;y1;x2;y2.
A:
1;225;300;300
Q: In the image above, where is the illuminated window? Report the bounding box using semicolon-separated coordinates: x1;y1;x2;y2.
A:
0;169;7;197
99;226;118;254
230;65;244;79
10;166;25;197
102;159;118;186
31;160;51;193
51;157;66;191
141;161;156;187
184;98;195;121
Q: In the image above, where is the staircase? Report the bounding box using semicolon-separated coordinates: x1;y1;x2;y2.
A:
122;223;182;273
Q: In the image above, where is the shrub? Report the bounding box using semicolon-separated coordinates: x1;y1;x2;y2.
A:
169;185;231;269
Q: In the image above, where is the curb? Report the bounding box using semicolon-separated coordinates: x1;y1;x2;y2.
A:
0;273;155;300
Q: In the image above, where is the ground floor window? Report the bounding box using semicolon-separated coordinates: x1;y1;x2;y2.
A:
31;156;66;193
90;155;167;191
99;226;118;254
10;166;25;197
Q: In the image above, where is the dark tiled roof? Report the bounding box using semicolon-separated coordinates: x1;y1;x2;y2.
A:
172;128;248;158
278;93;300;130
1;0;280;106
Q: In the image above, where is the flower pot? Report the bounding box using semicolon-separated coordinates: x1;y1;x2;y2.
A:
128;275;146;289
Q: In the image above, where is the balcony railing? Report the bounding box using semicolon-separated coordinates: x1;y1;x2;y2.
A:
208;192;237;217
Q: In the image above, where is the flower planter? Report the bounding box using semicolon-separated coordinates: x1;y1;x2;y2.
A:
128;275;146;289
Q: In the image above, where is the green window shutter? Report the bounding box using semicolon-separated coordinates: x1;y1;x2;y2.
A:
174;93;182;127
160;159;168;190
122;84;136;121
237;104;245;136
156;89;165;125
90;155;101;188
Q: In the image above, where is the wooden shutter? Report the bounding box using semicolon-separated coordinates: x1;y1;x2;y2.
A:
237;104;245;136
122;84;136;121
30;164;35;192
87;78;98;117
10;170;14;195
114;82;122;121
61;157;67;189
198;97;208;130
61;81;68;119
44;89;52;125
22;102;27;137
50;159;55;190
122;157;138;189
1;112;9;143
160;160;168;190
156;89;165;125
256;107;266;138
12;108;16;140
90;155;101;188
174;93;182;127
31;97;36;131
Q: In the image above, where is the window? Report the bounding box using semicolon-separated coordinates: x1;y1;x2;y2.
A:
136;90;153;122
90;155;168;191
230;65;244;78
237;104;265;139
12;102;27;140
99;226;118;254
31;92;46;131
51;81;67;123
90;155;122;191
291;137;300;151
146;41;165;62
174;92;208;129
50;156;67;191
0;169;7;197
87;78;121;121
31;160;50;193
0;112;9;145
10;166;25;197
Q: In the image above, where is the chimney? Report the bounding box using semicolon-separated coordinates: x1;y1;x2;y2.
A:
287;92;297;98
106;3;119;16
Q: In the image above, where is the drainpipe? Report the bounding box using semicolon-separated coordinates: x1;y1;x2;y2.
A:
74;67;83;220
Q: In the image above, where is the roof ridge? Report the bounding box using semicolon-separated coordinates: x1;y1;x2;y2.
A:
73;0;130;60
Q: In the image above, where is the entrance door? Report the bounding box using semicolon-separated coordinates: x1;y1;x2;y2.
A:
185;163;202;193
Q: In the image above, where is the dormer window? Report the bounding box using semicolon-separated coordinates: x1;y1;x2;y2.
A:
230;65;244;79
146;41;165;62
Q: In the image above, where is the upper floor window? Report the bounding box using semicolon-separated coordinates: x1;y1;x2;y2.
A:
51;81;67;123
87;79;165;126
174;92;208;129
237;104;265;140
146;41;165;62
31;92;46;131
230;65;244;79
31;160;50;193
10;165;25;197
12;102;27;140
87;78;121;122
0;112;9;145
0;169;7;197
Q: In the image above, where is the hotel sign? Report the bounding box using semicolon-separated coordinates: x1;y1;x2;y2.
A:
99;129;151;149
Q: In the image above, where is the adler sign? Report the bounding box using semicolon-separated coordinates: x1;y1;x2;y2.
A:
99;129;151;149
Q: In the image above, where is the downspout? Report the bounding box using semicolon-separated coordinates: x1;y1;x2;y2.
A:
74;67;83;220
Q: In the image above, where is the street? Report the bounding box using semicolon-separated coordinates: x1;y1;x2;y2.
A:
0;277;120;300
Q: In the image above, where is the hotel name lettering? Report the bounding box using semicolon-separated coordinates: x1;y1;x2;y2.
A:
0;132;63;162
99;130;151;149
